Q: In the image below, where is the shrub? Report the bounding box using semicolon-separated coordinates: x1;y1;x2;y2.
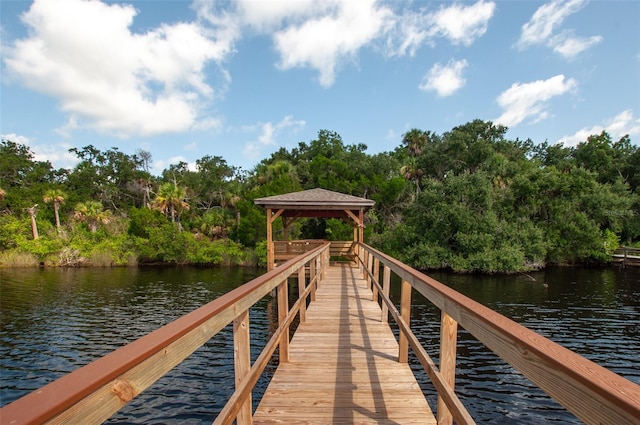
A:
0;250;39;267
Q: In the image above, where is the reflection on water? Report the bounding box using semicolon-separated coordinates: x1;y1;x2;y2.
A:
1;265;639;423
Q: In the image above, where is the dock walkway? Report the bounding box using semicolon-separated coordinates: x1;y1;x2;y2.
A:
253;263;436;424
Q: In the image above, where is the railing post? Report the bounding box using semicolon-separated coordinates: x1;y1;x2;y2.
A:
233;310;252;425
367;252;374;290
363;248;369;279
437;311;458;425
309;257;316;302
372;257;380;302
381;265;390;323
298;266;306;323
399;279;411;363
277;280;289;363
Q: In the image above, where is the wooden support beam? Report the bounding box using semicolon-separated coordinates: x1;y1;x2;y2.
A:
381;265;390;323
297;267;306;323
437;311;458;425
277;280;289;363
344;209;360;225
233;310;252;425
309;259;316;302
399;279;411;364
372;258;380;302
266;208;273;271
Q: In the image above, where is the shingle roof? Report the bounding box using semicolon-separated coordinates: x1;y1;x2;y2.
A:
254;188;375;210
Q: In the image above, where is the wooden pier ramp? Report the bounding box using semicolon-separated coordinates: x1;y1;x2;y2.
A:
253;263;436;424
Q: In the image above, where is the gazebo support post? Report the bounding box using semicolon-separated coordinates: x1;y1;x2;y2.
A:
266;208;273;271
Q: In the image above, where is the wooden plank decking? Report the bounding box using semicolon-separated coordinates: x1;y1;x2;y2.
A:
253;263;436;425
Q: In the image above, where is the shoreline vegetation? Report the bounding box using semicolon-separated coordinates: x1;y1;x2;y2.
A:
2;120;639;274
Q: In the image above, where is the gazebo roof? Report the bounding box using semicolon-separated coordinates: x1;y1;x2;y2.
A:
254;188;375;213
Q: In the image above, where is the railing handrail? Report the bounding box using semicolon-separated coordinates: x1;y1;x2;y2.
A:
0;243;331;425
614;246;640;255
356;242;640;425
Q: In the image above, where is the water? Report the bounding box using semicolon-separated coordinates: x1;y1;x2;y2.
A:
393;266;640;424
1;265;639;423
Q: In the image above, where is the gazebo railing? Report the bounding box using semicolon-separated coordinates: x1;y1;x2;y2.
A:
273;240;356;264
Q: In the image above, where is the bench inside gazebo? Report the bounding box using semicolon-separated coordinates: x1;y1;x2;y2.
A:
254;188;375;270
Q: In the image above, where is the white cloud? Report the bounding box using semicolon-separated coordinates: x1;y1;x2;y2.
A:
243;115;306;160
199;0;494;87
429;0;496;46
551;33;603;59
383;1;495;57
495;74;577;127
517;0;601;59
557;109;640;146
419;59;468;97
273;1;392;87
3;0;230;138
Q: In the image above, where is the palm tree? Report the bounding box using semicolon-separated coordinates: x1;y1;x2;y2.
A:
400;160;424;198
402;129;428;158
26;204;39;239
153;182;190;227
401;129;430;196
74;201;112;233
43;189;66;230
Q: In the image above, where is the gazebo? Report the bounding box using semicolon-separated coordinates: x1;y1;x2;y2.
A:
254;188;375;270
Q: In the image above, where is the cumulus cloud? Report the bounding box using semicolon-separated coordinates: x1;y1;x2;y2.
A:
382;1;495;57
272;1;393;87
551;34;603;59
517;0;601;59
3;0;498;143
3;0;230;138
428;0;496;46
243;115;306;161
196;0;495;86
419;59;468;97
495;74;577;127
557;109;640;146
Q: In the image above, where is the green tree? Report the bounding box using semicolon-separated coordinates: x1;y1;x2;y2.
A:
127;207;168;239
67;145;149;209
0;139;59;214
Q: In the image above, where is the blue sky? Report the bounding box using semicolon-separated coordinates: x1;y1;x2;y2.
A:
1;0;639;176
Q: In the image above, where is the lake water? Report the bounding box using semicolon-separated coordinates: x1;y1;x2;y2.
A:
1;265;638;423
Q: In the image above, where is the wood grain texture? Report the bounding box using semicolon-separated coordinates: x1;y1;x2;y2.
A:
253;263;435;425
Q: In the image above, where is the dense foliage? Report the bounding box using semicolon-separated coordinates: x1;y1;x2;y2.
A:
1;121;638;272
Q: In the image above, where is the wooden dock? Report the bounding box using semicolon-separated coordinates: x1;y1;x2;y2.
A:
253;263;436;424
5;242;638;425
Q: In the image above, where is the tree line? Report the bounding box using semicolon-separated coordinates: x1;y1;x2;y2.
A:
1;120;638;272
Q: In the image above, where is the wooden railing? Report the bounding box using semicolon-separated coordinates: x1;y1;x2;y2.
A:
273;239;325;261
613;245;640;266
356;243;640;425
0;243;330;425
273;240;357;264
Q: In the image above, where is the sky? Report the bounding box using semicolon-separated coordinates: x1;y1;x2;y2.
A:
1;0;639;176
